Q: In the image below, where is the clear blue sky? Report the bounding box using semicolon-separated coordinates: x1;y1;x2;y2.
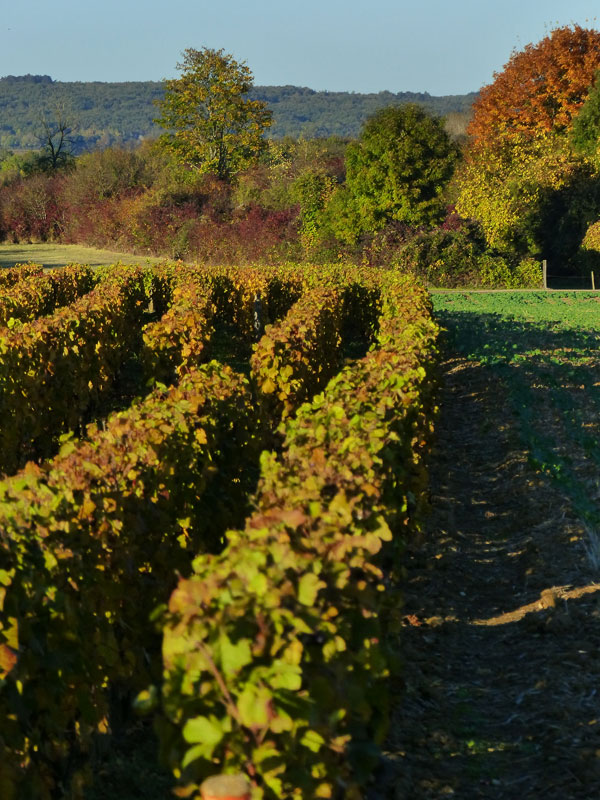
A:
3;0;599;94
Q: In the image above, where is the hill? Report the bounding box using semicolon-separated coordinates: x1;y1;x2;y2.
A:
0;74;477;151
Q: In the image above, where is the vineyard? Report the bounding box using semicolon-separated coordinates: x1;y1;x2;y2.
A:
0;261;439;800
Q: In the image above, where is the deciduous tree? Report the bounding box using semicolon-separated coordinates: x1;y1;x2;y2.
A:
468;25;600;148
37;103;76;170
456;26;600;267
155;48;272;182
338;104;457;237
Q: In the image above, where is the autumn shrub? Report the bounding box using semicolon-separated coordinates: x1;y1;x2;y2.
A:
184;204;300;264
476;253;543;288
582;219;600;251
290;169;336;258
512;257;544;287
232;139;346;215
0;172;63;242
233;163;283;209
579;219;600;270
125;191;201;256
388;223;543;288
61;146;152;207
359;219;421;267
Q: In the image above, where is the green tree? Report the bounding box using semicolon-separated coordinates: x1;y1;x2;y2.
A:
572;70;600;163
155;48;272;181
340;104;458;237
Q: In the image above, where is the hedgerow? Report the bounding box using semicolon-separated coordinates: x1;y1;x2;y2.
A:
250;286;344;421
143;271;216;383
0;262;438;799
0;263;95;328
0;362;259;798
0;262;44;287
157;275;439;799
0;264;146;473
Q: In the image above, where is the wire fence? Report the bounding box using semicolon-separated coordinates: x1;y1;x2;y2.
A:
544;260;598;291
546;275;596;290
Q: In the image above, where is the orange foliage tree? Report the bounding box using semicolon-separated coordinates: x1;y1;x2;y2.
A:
468;25;600;148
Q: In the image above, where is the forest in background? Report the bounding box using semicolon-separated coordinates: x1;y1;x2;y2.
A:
3;26;600;287
0;74;476;151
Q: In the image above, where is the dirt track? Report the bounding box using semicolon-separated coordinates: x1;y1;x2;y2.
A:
377;356;600;799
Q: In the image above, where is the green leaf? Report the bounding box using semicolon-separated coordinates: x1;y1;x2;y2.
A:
300;728;325;753
182;715;224;746
269;662;302;691
133;686;158;715
181;743;211;769
220;634;252;677
298;572;323;606
238;685;272;728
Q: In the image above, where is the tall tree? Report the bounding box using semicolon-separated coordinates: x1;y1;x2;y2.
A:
456;25;600;267
37;103;76;170
155;48;272;181
341;104;457;235
469;25;600;148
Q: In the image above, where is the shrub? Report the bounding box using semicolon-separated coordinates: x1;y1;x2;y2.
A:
0;173;63;242
391;226;543;288
393;226;485;286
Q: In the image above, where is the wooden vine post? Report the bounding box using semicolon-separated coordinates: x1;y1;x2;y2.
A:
253;293;263;340
200;774;251;800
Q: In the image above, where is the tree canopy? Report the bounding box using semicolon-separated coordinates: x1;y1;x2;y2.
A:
456;25;600;269
468;25;600;148
571;70;600;162
340;104;457;234
154;48;272;181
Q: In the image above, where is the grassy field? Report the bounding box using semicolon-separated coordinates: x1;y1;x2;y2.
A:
0;243;162;269
433;290;600;526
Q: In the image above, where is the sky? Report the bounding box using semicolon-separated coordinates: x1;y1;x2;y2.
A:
2;0;600;95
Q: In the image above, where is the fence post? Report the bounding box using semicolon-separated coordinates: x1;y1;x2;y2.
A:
542;259;547;290
592;271;596;291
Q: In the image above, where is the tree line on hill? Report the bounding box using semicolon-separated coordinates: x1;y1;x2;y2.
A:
2;26;600;285
0;73;476;151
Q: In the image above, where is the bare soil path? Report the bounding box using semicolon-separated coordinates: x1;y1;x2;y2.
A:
377;354;600;799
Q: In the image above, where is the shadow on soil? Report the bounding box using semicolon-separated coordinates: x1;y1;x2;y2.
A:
436;309;600;364
374;341;600;800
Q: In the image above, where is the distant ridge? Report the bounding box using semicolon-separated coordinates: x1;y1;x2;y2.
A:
0;75;477;151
